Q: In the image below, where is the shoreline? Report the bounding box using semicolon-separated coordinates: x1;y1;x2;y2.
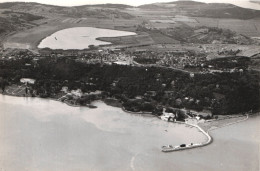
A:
1;93;259;171
162;114;249;152
161;121;212;152
0;92;253;152
122;107;156;117
207;114;249;132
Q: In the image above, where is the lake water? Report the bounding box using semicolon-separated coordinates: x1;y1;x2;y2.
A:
38;27;136;50
0;94;259;171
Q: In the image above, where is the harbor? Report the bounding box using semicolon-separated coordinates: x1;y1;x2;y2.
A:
161;121;212;152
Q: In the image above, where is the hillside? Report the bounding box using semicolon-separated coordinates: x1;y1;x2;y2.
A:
139;1;205;8
161;26;257;44
250;0;260;5
0;10;44;37
1;1;259;20
190;3;260;19
0;2;134;19
138;1;260;19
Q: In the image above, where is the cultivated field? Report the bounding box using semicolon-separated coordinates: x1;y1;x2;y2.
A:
126;8;260;37
195;17;260;37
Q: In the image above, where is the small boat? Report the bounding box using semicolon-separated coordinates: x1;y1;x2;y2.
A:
161;144;188;152
162;145;173;148
161;145;176;152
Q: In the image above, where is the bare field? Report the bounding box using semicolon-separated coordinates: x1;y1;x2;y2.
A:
202;44;260;58
148;32;180;44
195;17;260;37
98;33;154;46
4;24;63;50
126;8;260;37
125;8;177;18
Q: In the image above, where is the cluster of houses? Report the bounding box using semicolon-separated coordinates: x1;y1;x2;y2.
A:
2;46;245;76
160;107;212;124
59;86;102;105
129;50;207;69
73;50;135;65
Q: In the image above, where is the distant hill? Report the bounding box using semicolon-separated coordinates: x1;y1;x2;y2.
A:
138;1;206;9
78;3;133;9
138;0;260;19
1;1;259;20
138;4;164;9
0;2;67;14
0;2;63;10
190;3;260;19
0;2;135;19
165;1;205;5
250;0;260;5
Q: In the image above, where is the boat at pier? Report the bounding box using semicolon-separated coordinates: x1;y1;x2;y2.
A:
161;143;195;152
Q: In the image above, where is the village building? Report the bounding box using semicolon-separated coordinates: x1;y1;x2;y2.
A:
71;89;83;97
20;78;36;85
160;108;176;122
61;86;69;93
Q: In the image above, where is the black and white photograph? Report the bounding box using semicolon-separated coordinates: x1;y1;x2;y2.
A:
0;0;260;170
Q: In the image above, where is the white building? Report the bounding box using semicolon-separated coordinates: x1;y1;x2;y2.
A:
161;108;176;122
71;89;83;97
61;86;69;93
20;78;36;85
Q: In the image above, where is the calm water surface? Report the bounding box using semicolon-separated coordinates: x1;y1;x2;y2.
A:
38;27;136;50
0;94;259;171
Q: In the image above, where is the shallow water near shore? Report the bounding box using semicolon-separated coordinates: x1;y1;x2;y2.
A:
0;94;259;171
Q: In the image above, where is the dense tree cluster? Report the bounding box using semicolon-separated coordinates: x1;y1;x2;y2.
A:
0;56;259;115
